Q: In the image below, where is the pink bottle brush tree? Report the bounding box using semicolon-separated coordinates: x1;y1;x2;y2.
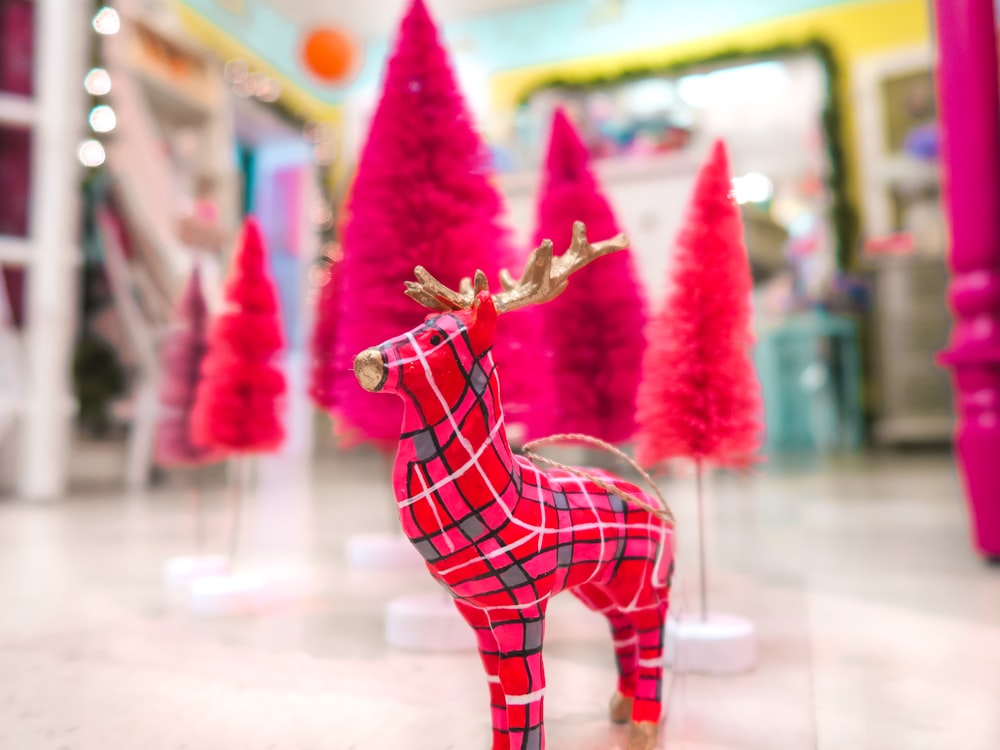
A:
308;244;344;414
328;0;547;449
191;217;286;561
636;139;764;618
191;216;286;454
154;266;220;555
533;108;647;444
155;266;218;468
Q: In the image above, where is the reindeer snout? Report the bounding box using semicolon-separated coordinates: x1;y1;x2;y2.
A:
354;348;386;392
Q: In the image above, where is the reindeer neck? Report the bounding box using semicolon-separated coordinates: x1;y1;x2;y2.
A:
392;353;520;530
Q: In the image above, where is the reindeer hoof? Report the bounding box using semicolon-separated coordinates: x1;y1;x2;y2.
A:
609;691;634;724
626;721;658;750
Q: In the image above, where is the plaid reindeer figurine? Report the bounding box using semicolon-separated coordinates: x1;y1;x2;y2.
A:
354;222;675;750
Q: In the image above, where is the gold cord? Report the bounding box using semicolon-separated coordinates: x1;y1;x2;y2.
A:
521;433;675;528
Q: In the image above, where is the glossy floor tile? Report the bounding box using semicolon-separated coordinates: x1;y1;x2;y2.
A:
0;448;998;749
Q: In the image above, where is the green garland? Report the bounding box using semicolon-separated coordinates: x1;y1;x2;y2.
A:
515;39;858;269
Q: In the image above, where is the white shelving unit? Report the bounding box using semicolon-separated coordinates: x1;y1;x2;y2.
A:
853;44;953;445
98;0;237;489
0;0;89;499
853;44;938;239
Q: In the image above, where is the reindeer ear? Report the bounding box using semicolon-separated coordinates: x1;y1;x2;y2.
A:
470;287;498;342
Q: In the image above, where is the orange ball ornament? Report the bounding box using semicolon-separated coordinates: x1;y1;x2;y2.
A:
301;27;356;84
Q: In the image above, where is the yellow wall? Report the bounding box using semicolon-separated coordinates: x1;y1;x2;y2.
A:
490;0;932;256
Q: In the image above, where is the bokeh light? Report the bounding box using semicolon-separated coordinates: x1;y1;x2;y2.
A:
88;105;117;133
92;7;121;35
84;68;112;96
77;140;106;168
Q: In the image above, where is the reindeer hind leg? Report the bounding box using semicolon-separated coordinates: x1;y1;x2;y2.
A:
572;584;638;724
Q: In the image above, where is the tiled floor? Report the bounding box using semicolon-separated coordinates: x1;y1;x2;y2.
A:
1;448;998;749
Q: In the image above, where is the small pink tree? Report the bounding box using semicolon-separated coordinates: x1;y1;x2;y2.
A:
154;266;219;554
191;217;286;453
329;0;546;448
191;217;286;562
533;108;647;444
155;266;218;468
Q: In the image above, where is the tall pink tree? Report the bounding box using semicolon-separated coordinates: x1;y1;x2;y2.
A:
329;0;546;448
533;108;647;444
636;139;763;617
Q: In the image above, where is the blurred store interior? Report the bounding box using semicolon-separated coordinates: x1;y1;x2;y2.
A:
0;0;998;748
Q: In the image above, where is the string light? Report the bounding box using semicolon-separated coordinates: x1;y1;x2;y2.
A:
224;59;249;85
226;61;281;104
84;68;112;96
88;104;117;133
78;140;106;168
314;142;336;166
310;199;333;228
92;7;121;36
256;77;282;103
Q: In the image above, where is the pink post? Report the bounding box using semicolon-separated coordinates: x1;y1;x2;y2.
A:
934;0;1000;559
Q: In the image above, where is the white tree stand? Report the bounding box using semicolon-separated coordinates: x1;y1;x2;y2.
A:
665;612;756;675
188;564;317;617
188;571;268;616
163;554;229;591
385;593;477;652
661;462;757;675
183;386;318;617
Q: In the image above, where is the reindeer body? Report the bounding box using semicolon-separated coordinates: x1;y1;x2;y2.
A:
357;284;673;750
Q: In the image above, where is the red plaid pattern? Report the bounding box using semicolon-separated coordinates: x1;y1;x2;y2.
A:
369;296;674;750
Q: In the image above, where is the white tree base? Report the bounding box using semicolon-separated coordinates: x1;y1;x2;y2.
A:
187;566;317;617
346;533;422;571
385;593;477;652
665;612;756;675
188;572;270;617
163;555;229;591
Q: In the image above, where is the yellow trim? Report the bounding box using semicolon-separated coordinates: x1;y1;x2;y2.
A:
491;0;929;110
174;4;345;193
175;3;342;122
490;0;931;240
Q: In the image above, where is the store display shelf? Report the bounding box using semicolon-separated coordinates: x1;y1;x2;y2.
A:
0;92;35;128
878;153;940;188
0;236;30;265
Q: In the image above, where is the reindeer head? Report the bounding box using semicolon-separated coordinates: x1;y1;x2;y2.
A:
353;222;629;403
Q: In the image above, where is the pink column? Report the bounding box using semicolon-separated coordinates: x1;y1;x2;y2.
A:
934;0;1000;559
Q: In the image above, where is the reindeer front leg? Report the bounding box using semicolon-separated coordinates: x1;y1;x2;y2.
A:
455;601;509;750
487;606;547;750
626;601;668;750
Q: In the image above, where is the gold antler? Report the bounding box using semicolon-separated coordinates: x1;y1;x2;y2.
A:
404;222;628;313
405;267;489;311
494;221;629;313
